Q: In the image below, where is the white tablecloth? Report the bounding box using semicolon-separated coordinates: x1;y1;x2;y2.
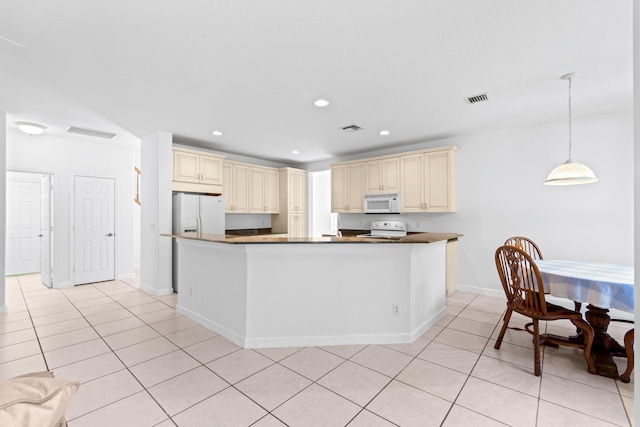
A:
535;260;634;313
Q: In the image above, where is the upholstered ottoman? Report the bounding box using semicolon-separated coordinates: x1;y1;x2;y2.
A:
0;371;79;427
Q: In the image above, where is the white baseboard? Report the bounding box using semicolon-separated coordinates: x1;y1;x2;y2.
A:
118;273;136;280
456;284;504;298
177;303;449;350
0;305;7;314
177;305;246;347
54;282;73;289
139;282;174;296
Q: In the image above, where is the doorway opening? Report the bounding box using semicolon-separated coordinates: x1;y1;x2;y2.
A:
6;171;54;287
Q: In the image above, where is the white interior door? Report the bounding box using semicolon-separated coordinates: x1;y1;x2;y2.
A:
40;175;52;287
74;176;115;285
5;176;41;276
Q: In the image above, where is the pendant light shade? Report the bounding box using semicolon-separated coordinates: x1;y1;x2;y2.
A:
544;73;598;186
544;159;599;185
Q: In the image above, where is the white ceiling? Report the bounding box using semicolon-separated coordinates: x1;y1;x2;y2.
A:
0;0;633;165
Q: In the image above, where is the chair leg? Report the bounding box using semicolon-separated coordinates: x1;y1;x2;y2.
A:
494;308;512;350
533;319;541;376
620;329;634;383
571;318;596;375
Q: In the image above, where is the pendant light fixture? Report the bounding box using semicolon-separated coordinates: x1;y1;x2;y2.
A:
544;73;598;186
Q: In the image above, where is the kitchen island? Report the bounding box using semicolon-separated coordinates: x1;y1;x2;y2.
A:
169;232;460;349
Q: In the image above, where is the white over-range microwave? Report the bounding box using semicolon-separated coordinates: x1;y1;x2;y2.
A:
363;192;401;214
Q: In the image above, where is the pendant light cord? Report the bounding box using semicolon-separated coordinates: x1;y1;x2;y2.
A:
567;77;573;161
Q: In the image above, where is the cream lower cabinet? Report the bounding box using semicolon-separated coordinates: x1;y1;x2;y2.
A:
400;148;456;212
172;147;225;193
288;214;306;238
364;157;400;194
331;162;365;213
272;167;307;236
223;162;249;213
248;167;279;213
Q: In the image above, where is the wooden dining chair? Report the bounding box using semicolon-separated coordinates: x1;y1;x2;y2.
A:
504;236;585;314
504;236;543;260
494;245;596;376
620;328;634;383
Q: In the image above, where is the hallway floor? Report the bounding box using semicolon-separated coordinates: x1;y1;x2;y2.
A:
0;273;634;426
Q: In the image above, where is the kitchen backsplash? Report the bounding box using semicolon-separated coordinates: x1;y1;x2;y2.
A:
225;213;272;230
337;213;453;233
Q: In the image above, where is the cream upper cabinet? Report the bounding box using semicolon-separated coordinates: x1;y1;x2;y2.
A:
223;162;249;213
400;148;457;212
333;146;457;214
399;154;425;212
172;147;225;193
331;162;365;213
173;150;200;183
248;167;279;213
264;169;280;213
200;154;224;185
287;169;306;213
222;163;233;212
173;148;223;185
364;157;400;194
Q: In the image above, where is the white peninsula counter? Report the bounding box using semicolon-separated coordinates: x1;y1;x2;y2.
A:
169;232;460;349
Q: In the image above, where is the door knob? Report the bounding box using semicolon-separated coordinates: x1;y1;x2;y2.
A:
106;233;114;237
38;234;43;237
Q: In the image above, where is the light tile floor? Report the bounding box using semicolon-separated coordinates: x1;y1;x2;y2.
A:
0;273;634;426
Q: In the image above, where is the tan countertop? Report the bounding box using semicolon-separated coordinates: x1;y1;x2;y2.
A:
165;232;462;244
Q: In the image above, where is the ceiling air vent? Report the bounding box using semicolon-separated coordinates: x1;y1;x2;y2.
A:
67;126;116;139
464;92;489;104
341;124;363;133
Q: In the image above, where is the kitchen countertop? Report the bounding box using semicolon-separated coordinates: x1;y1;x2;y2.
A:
165;232;462;244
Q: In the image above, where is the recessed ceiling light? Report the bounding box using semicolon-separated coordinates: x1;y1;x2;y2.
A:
379;130;390;136
291;150;300;154
313;99;330;107
15;121;46;135
211;130;223;136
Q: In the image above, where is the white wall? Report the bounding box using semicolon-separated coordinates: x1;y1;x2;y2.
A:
140;131;173;295
309;170;333;237
0;112;6;311
325;109;634;296
133;141;141;270
6;130;136;287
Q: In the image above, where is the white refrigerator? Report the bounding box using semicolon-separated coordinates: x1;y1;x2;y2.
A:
172;193;225;292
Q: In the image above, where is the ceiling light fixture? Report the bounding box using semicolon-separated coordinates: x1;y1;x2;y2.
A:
313;99;330;107
291;150;300;154
211;130;223;136
544;73;598;186
15;121;46;135
379;130;390;136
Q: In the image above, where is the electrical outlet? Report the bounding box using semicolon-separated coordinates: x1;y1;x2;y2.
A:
392;304;400;315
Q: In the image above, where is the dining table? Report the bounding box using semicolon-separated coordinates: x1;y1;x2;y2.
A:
535;259;634;379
